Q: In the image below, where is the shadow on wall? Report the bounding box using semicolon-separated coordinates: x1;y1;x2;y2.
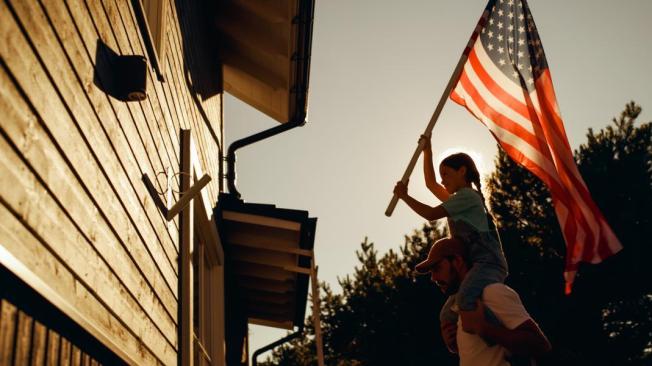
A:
93;39;147;102
174;0;223;100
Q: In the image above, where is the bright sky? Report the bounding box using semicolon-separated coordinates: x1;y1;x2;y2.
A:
222;0;652;360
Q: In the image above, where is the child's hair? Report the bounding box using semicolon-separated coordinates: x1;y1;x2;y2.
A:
440;153;483;194
440;153;500;237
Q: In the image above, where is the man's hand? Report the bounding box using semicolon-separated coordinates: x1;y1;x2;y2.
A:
441;321;458;354
393;181;408;199
459;300;488;336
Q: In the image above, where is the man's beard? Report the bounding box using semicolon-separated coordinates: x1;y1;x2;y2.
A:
443;268;461;296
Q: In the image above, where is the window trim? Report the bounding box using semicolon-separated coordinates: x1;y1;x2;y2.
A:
179;129;224;366
131;0;166;82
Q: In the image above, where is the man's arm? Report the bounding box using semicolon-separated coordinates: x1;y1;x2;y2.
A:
441;321;458;354
460;300;551;357
479;318;551;357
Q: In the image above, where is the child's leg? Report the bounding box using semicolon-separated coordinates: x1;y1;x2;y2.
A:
455;264;506;345
455;263;506;312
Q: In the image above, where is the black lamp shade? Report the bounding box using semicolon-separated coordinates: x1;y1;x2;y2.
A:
118;55;147;101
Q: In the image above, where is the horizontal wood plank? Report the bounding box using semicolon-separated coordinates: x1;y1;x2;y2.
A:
63;0;182;257
0;1;178;355
0;121;176;363
43;0;180;269
11;0;179;309
0;198;160;366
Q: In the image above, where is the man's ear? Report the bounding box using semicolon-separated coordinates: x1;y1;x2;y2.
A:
451;255;465;270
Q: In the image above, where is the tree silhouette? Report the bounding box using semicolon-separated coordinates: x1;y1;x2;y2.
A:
260;102;651;365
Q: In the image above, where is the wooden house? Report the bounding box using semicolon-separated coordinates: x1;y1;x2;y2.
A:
0;0;317;365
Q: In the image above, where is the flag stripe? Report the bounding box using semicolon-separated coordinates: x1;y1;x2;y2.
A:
465;49;604;264
449;0;622;290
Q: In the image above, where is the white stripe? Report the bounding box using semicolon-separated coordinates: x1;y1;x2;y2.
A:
463;54;536;135
554;195;584;265
476;40;589;197
477;43;589;196
555;167;601;244
474;41;604;251
460;43;622;262
454;83;562;187
474;41;543;114
457;76;603;255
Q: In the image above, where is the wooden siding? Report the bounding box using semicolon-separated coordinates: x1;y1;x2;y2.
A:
0;0;222;364
0;300;100;366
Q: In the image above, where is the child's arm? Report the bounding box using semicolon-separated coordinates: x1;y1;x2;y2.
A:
394;181;448;221
421;135;450;202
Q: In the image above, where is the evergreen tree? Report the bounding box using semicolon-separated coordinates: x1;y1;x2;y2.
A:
261;225;459;366
487;101;651;365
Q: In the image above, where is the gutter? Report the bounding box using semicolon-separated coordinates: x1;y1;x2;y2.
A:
251;325;304;366
225;0;315;198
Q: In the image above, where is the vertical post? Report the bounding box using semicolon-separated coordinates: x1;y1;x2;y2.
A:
180;129;194;366
197;240;206;366
311;261;325;366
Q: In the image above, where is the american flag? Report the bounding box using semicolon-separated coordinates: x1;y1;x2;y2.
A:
450;0;622;293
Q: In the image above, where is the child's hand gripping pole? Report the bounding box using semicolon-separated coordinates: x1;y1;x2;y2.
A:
385;7;490;217
385;136;430;216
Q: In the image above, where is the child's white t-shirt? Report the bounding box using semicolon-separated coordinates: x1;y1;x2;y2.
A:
441;188;490;232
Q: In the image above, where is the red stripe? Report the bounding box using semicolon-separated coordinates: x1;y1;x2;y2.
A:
457;71;545;151
470;52;610;264
468;48;538;123
531;96;613;259
453;67;602;272
493;139;582;264
450;36;623;288
535;72;572;151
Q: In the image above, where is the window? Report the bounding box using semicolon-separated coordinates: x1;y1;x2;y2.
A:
132;0;167;81
193;221;225;366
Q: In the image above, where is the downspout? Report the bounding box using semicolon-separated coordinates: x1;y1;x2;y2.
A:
226;0;315;198
251;325;304;366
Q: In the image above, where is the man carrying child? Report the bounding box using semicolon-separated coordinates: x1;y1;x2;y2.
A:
416;237;551;366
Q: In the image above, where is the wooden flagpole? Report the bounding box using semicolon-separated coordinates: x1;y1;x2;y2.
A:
385;8;491;217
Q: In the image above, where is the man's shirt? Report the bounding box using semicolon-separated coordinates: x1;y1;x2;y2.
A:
456;283;533;366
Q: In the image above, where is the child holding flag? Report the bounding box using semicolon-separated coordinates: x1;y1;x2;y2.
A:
393;135;508;340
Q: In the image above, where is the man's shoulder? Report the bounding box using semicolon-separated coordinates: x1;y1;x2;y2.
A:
481;283;531;329
482;283;519;298
482;283;524;305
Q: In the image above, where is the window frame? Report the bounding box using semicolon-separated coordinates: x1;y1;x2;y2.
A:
179;129;224;366
131;0;167;81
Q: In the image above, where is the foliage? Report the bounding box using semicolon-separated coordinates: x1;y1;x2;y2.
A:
261;226;458;366
260;102;651;366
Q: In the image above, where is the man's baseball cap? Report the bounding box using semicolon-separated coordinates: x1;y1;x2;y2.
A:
414;237;466;274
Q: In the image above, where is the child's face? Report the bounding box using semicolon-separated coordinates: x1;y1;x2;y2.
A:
439;165;467;194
